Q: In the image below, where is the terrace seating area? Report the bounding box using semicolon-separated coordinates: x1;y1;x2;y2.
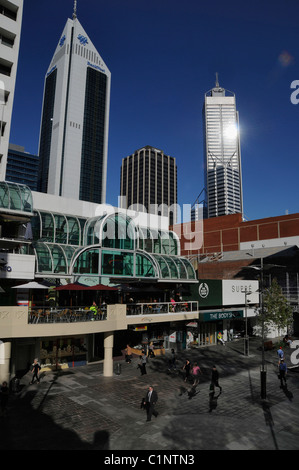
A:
28;301;198;324
126;300;198;316
28;306;107;324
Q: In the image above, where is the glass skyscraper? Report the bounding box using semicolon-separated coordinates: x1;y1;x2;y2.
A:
37;7;110;204
120;146;177;225
203;76;243;218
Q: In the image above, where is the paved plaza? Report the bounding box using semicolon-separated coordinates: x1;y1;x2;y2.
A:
1;337;299;452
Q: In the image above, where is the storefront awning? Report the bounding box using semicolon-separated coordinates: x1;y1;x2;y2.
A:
55;283;117;291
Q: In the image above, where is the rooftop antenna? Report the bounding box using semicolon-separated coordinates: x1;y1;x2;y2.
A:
73;0;77;19
215;72;219;87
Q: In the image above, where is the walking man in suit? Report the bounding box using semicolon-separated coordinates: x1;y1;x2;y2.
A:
143;385;158;421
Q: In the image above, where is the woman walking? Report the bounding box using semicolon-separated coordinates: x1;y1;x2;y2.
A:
183;359;191;382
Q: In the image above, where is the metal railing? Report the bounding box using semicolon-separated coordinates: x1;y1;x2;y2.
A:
126;301;198;316
28;306;107;324
28;301;199;324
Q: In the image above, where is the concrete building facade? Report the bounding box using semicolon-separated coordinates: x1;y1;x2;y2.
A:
0;0;23;180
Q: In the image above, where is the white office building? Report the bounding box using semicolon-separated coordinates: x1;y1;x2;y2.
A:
38;5;111;204
0;0;23;181
203;76;243;218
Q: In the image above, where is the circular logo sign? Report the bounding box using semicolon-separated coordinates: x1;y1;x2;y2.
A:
198;282;209;299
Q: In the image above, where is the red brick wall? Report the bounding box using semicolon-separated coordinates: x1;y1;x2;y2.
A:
172;212;299;256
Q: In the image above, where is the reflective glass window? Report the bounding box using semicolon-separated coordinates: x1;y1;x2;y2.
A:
67;217;81;245
84;215;105;245
0;182;9;208
8;184;21;210
153;254;170;279
73;248;99;274
135;253;157;278
151;229;161;253
49;244;68;273
54;214;68;244
174;257;188;279
0;182;33;213
31;212;41;240
163;255;179;278
139;227;153;253
35;244;52;273
180;258;196;279
102;214;136;250
101;250;134;276
19;185;33;212
41;212;54;241
169;232;178;255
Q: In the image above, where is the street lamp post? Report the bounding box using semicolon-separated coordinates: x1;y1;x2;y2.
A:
244;259;266;399
244;290;250;356
260;258;267;400
244;260;286;399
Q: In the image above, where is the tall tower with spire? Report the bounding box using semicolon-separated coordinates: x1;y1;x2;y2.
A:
202;75;243;218
37;1;111;204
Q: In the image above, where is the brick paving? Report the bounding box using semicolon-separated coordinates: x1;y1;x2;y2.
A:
1;338;299;451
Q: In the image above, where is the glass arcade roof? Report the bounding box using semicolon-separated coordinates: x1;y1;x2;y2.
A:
32;211;196;282
0;181;33;215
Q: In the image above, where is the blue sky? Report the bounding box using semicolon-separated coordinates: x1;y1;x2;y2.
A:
10;0;299;222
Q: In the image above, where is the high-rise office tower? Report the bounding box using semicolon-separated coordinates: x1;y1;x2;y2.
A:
0;0;23;181
120;145;177;225
6;143;39;190
203;75;243;218
37;2;111;203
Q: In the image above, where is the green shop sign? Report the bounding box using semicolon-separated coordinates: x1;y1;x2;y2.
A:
202;310;243;322
190;279;222;307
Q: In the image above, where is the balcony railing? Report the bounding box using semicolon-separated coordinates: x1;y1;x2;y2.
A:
126;301;198;316
27;301;199;324
28;306;107;324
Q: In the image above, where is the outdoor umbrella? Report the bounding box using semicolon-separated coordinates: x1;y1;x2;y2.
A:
12;281;49;290
12;281;49;306
55;283;118;291
55;283;90;291
85;284;118;291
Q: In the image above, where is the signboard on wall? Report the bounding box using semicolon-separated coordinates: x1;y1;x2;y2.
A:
191;279;259;307
190;280;222;307
222;280;259;305
0;254;35;279
202;310;243;322
169;331;176;342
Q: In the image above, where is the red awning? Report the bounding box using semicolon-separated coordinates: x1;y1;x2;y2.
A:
55;283;89;291
85;284;118;291
55;283;117;291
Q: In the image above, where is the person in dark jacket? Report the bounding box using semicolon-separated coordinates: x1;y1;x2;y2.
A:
30;358;41;384
0;381;9;416
211;365;222;392
183;359;191;382
279;359;287;388
143;386;158;421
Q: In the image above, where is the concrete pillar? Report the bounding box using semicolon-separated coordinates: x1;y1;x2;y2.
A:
0;341;11;384
103;332;114;377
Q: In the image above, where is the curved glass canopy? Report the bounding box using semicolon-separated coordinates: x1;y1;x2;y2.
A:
31;210;87;246
137;226;179;256
70;247;196;281
31;211;196;282
0;181;33;214
84;212;137;250
33;242;78;275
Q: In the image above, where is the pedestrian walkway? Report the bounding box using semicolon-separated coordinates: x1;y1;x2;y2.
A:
1;337;299;450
